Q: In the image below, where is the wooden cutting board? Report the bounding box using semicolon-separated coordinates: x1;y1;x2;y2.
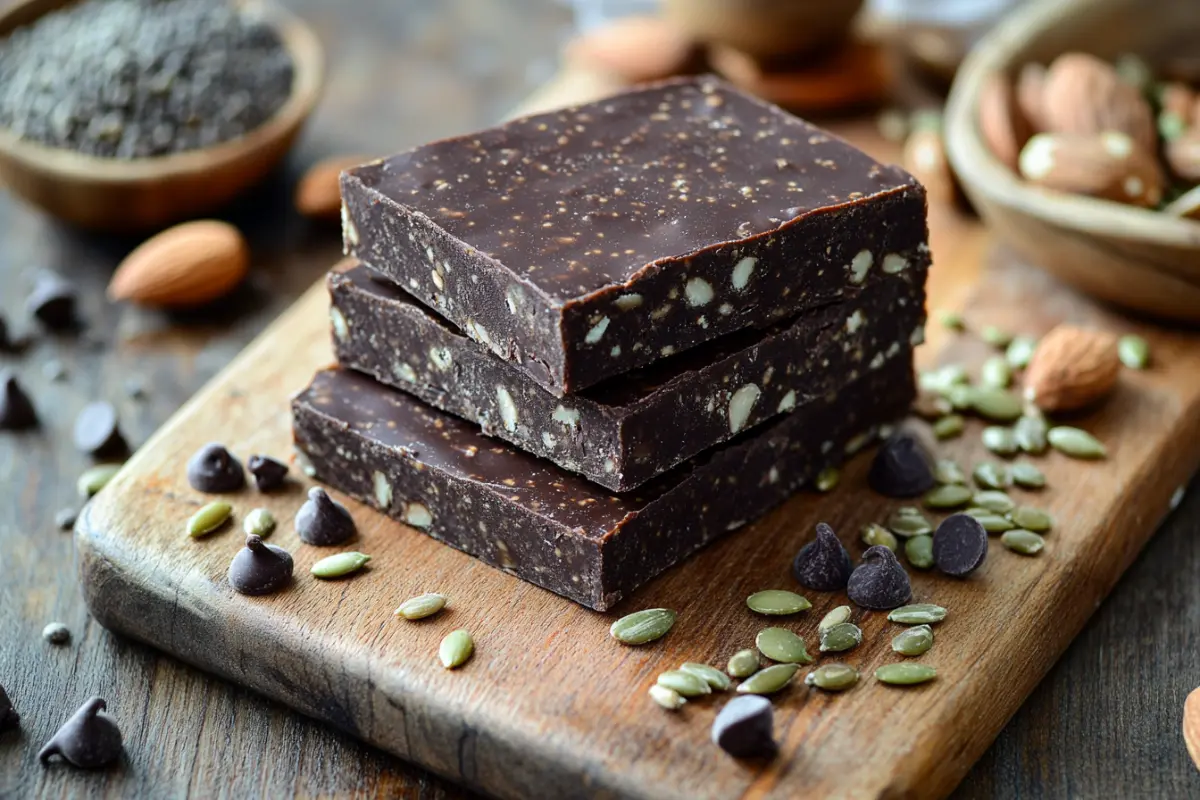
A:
75;120;1200;799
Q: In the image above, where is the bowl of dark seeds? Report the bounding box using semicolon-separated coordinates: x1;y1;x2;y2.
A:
0;0;323;231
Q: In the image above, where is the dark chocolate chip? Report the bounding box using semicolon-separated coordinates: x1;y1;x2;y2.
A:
229;534;294;595
933;513;989;577
0;683;18;730
38;696;122;769
295;487;356;546
73;401;126;457
711;695;776;758
868;430;936;497
55;507;79;531
847;545;913;610
0;371;38;430
247;454;289;492
792;522;852;591
26;271;78;331
186;443;245;493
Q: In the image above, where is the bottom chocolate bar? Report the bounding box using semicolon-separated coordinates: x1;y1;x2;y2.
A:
292;354;915;610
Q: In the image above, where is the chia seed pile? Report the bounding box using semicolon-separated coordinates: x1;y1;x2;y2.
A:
0;0;294;158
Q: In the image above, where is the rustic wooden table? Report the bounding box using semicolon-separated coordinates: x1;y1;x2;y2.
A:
0;1;1197;798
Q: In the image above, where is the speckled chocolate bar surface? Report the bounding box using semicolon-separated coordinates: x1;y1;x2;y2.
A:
341;75;929;395
291;356;916;610
330;262;927;491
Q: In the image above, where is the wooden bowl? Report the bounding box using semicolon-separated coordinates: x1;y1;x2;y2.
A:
663;0;864;62
0;0;324;232
944;0;1200;323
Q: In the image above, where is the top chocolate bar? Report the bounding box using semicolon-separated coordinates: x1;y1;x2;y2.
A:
341;75;928;395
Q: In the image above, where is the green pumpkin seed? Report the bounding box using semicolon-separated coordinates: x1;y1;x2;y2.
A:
818;605;852;632
610;608;677;645
932;414;964;440
736;663;800;695
1010;462;1046;489
680;662;732;691
980;356;1012;389
815;466;840;492
974;513;1016;534
923;483;973;509
1005;336;1038;369
648;684;686;710
756;627;813;664
945;384;974;411
887;603;947;625
1001;529;1045;555
311;551;372;579
970;387;1023;422
1011;506;1053;533
243;508;276;538
973;461;1011;490
920;364;968;393
937;310;964;331
1048;426;1107;459
746;589;811;616
819;622;863;653
887;507;933;538
187;501;232;538
875;663;938;686
805;663;859;692
934;459;966;485
727;649;761;678
892;624;935;656
972;490;1015;514
1013;415;1049;454
395;593;447;620
77;463;122;498
439;629;474;669
657;669;711;697
981;426;1019;457
980;325;1012;348
1118;334;1149;369
904;535;935;569
861;522;898;551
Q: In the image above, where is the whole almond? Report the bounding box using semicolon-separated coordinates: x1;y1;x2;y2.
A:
978;72;1033;171
1016;62;1048;132
564;16;700;83
295;155;372;220
1023;324;1121;413
107;220;249;308
1185;687;1200;772
1018;131;1164;208
1165;132;1200;183
1041;52;1156;153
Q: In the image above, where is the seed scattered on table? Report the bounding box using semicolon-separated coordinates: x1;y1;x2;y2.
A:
972;490;1015;514
1048;426;1107;459
932;414;964;440
1001;529;1046;555
756;627;813;664
680;662;732;691
818;605;852;632
980;356;1012;389
887;506;933;538
972;461;1011;490
610;608;676;645
934;458;966;485
242;508;276;538
649;684;686;710
727;649;761;679
311;551;371;579
746;589;811;616
736;663;800;695
888;604;947;624
805;663;859;692
77;463;122;497
861;522;898;551
892;624;934;656
937;310;964;330
815;466;840;492
981;426;1019;457
187;500;232;538
970;387;1023;422
904;535;935;569
657;669;711;697
875;663;938;686
1009;462;1046;489
819;622;863;653
1005;336;1038;369
395;593;447;620
980;325;1012;348
439;629;475;669
1011;506;1053;533
1014;414;1049;454
923;483;973;510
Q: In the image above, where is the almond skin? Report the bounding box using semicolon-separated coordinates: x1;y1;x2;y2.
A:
1016;62;1048;132
107;220;249;308
295;155;372;220
1185;687;1200;772
1041;52;1156;153
978;72;1033;171
1018;131;1164;208
1023;324;1121;413
1166;132;1200;183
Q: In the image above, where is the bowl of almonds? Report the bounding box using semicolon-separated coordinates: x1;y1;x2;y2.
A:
944;0;1200;323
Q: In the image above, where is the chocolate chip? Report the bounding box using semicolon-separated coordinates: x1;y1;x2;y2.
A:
847;545;912;610
933;513;988;577
868;429;936;497
247;454;289;492
0;371;37;430
38;696;122;769
229;534;294;595
55;507;79;531
711;695;776;758
295;487;356;546
0;683;18;730
186;443;245;493
792;522;852;591
26;271;78;331
73;401;126;457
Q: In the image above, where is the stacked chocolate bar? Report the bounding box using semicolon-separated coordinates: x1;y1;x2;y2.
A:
292;76;930;611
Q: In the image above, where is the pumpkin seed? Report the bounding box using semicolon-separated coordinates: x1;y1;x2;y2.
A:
815;466;840;492
981;426;1019;457
945;384;974;411
727;649;761;678
649;684;686;710
887;603;947;624
1002;529;1046;555
818;605;852;632
913;391;953;420
610;608;677;645
974;513;1016;534
1048;426;1107;459
980;356;1012;389
892;624;935;656
970;387;1023;422
972;490;1015;513
875;663;938;686
657;669;711;697
980;325;1012;348
438;629;474;669
1118;334;1149;369
904;535;935;569
1011;506;1053;533
861;522;898;551
973;461;1011;490
242;508;276;538
805;663;859;692
187;501;232;538
395;592;447;620
920;364;968;393
934;459;966;485
887;507;933;538
819;622;863;653
680;662;732;691
77;463;122;497
756;627;813;664
1010;462;1046;489
746;589;811;616
1014;414;1049;454
1005;336;1038;369
937;310;964;331
736;663;800;695
311;551;371;579
932;414;964;440
923;484;973;510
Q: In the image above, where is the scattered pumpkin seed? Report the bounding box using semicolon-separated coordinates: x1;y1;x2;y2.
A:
981;426;1019;457
1013;414;1049;454
920;364;968;393
818;605;852;632
1001;529;1046;555
974;513;1017;534
736;663;800;695
980;356;1012;389
805;663;859;692
727;649;761;678
438;629;474;669
815;466;840;492
242;508;276;538
892;624;935;656
311;551;372;579
861;522;898;551
904;535;935;569
875;662;938;686
1011;506;1054;533
680;662;732;691
932;414;965;440
1118;334;1149;369
945;384;974;411
649;684;686;710
980;325;1012;348
970;387;1023;422
887;506;933;538
657;669;711;697
819;622;863;653
923;483;973;510
934;458;966;485
1005;336;1038;369
77;463;122;497
1048;426;1107;459
1010;462;1047;489
937;310;964;330
610;608;677;645
756;627;813;664
913;391;953;420
887;603;947;624
746;589;811;616
973;461;1011;490
395;593;447;620
972;490;1015;514
187;501;232;538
